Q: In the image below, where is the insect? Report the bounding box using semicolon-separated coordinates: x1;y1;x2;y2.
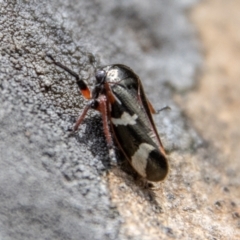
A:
47;54;168;182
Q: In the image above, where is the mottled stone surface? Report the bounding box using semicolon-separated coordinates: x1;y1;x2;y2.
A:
1;0;239;239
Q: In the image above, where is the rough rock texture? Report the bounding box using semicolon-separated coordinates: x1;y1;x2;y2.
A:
0;0;239;239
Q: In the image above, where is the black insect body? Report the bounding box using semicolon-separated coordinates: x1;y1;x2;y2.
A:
47;55;168;182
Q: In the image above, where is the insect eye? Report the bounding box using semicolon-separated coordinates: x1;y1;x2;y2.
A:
95;70;106;83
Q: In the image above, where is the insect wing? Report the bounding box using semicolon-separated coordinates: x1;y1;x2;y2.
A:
103;65;168;182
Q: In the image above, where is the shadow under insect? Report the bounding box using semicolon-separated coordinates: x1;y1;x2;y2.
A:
69;114;165;213
76;115;113;169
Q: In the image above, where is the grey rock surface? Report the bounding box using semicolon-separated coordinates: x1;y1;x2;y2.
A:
0;1;202;239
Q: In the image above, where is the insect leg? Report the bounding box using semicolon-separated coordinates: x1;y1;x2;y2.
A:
97;95;117;166
147;101;171;114
73;102;93;131
46;54;91;99
147;99;157;114
156;106;171;114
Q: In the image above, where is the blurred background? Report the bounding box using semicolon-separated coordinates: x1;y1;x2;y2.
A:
0;0;239;239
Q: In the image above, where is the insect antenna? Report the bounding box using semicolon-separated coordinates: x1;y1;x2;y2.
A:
46;54;91;99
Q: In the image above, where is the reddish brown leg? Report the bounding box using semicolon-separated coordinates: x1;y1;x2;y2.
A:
97;95;117;165
73;103;92;131
147;99;157;114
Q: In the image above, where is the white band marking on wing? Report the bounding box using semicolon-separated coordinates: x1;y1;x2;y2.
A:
111;112;138;126
131;143;155;178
